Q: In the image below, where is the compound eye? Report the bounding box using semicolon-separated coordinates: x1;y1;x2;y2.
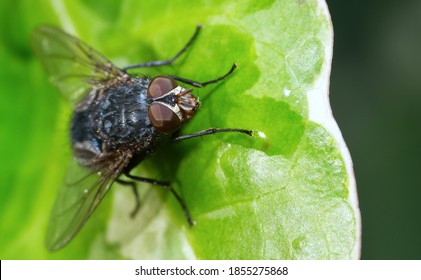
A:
147;76;178;98
148;103;181;133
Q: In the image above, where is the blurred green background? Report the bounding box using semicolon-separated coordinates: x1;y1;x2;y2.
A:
0;0;420;259
328;0;421;259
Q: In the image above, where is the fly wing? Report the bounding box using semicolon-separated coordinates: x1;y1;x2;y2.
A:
46;152;131;251
31;24;126;106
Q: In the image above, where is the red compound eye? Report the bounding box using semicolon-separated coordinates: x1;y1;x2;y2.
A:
148;103;181;133
147;76;178;98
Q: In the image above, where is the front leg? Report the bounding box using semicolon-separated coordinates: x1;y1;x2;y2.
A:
172;128;252;142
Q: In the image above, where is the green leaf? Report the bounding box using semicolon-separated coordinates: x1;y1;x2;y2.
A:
0;0;360;259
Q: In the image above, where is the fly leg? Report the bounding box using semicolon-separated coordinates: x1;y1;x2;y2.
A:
122;25;202;71
173;128;252;142
168;63;251;140
123;172;194;226
168;63;238;88
116;178;141;218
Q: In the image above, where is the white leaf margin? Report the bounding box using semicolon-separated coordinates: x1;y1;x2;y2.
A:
307;0;361;259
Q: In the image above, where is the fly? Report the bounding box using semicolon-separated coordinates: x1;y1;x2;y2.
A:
31;25;252;251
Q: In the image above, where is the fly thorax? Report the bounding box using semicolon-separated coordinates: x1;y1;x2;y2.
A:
93;78;159;150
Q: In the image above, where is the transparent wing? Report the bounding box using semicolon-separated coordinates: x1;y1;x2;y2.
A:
31;24;125;105
46;152;131;251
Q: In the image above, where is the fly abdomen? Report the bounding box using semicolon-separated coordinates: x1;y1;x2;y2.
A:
71;102;103;166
